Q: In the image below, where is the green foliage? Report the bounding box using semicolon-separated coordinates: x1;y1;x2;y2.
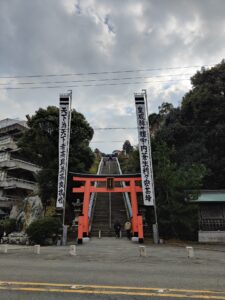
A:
122;140;133;155
26;217;61;245
154;60;225;189
89;157;101;174
153;143;206;240
18;106;95;205
118;147;140;174
0;218;17;235
120;62;225;240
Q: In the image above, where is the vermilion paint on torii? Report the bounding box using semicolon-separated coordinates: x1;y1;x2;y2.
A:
72;175;144;244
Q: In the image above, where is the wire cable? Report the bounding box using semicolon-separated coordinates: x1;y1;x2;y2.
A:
93;127;137;130
0;73;193;86
0;78;192;90
0;64;216;79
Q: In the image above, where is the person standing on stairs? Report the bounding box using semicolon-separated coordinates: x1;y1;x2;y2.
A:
114;221;121;238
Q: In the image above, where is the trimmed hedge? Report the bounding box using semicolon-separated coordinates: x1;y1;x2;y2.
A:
0;218;17;235
26;217;61;245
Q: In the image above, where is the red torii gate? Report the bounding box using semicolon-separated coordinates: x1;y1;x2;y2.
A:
72;174;144;244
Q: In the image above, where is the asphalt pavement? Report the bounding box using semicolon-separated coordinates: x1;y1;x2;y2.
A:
0;238;225;299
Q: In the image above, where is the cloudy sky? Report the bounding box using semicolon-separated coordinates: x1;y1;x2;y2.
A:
0;0;224;153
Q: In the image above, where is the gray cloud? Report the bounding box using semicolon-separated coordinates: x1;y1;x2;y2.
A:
0;0;224;152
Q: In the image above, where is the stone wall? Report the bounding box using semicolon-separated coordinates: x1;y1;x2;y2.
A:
199;231;225;243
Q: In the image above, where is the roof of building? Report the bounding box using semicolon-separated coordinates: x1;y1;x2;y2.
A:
0;118;27;130
190;190;225;203
0;118;28;137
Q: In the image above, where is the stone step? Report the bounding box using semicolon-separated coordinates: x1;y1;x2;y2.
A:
91;160;128;237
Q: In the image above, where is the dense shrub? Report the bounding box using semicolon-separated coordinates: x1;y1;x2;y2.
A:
0;218;17;235
0;223;4;238
26;217;61;245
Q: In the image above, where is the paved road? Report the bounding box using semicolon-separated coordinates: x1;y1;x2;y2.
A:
0;238;225;299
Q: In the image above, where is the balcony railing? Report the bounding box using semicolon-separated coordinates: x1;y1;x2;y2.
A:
12;158;40;168
0;158;40;173
0;177;38;191
6;177;37;185
0;195;18;202
0;137;13;144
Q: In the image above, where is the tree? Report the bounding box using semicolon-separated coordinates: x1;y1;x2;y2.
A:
94;148;102;159
119;141;205;240
122;140;133;155
158;102;174;116
118;146;140;174
153;142;206;240
18;106;94;208
155;60;225;188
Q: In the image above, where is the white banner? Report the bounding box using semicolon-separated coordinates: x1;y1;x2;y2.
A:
56;95;71;208
135;94;154;206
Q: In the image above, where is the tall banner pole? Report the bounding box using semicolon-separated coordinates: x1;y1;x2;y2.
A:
56;91;72;245
134;91;159;243
62;90;72;228
142;90;159;244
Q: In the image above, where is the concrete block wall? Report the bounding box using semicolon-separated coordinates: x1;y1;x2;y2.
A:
199;231;225;243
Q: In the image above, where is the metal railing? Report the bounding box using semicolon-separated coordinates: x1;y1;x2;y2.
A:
116;158;132;218
200;218;225;231
88;158;103;231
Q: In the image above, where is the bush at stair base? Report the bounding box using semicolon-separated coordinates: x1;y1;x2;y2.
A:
26;217;61;245
0;218;17;236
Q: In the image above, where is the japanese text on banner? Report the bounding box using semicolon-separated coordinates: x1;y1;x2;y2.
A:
135;98;154;206
56;99;70;208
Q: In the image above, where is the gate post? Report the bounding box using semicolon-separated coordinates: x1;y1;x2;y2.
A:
137;215;144;243
82;179;91;237
130;179;139;236
77;215;84;244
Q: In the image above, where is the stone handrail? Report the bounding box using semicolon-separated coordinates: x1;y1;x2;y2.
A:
6;177;37;185
0;195;18;202
0;137;13;144
12;158;40;169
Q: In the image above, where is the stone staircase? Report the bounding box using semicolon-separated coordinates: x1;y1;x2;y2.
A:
91;159;128;237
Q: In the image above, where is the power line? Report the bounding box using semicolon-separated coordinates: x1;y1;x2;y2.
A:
0;73;193;86
0;78;192;90
91;141;130;143
93;127;137;130
0;64;215;79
